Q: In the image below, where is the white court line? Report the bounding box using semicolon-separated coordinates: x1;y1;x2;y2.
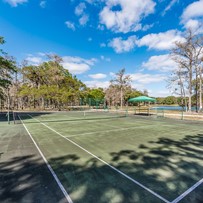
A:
67;125;154;138
18;115;73;203
28;114;170;203
171;178;203;203
28;114;124;124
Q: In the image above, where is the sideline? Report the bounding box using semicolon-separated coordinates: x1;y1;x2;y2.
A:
171;178;203;203
18;115;73;203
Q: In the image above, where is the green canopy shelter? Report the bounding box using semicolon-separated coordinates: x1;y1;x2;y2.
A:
128;96;156;115
128;96;156;103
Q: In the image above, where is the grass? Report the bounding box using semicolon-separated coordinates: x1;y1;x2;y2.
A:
1;111;203;203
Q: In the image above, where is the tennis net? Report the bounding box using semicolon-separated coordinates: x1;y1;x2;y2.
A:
15;109;128;123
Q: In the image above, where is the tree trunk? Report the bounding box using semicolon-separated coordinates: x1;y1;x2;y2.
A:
199;67;202;111
188;63;193;112
195;67;198;112
41;97;45;110
120;87;123;109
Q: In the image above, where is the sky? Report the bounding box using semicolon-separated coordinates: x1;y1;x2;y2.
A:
0;0;203;97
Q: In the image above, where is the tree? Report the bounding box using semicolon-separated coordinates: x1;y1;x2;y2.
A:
0;36;16;107
88;88;104;100
199;54;203;111
171;29;203;112
18;55;87;110
167;66;188;110
163;96;177;105
110;68;131;109
125;88;143;103
105;85;121;107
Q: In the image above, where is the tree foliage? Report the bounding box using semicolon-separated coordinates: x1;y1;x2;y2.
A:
17;56;87;110
0;37;16;98
110;68;131;108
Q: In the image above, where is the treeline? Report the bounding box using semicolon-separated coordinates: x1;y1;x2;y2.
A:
1;28;203;112
0;40;146;110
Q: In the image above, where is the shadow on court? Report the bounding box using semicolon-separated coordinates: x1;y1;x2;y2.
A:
37;134;203;203
109;134;203;203
1;120;203;203
0;155;67;203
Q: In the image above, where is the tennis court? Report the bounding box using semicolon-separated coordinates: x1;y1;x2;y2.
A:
1;111;203;203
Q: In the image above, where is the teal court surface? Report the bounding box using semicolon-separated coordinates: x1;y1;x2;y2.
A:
1;111;203;203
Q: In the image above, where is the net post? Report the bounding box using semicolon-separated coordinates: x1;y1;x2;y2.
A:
7;110;10;124
13;111;16;124
156;107;158;118
181;110;184;120
7;88;10;124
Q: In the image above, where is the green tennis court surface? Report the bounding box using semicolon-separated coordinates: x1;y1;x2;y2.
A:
1;111;203;203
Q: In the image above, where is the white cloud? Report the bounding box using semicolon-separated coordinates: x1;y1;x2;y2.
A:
75;3;86;16
79;14;89;26
152;90;172;97
37;52;47;56
100;55;111;62
99;0;156;33
4;0;27;7
142;54;177;72
100;43;106;47
85;0;104;5
181;0;203;22
40;1;46;8
181;1;203;34
162;0;178;16
98;24;105;31
84;80;110;88
24;54;96;75
25;56;43;66
61;56;97;74
130;72;171;97
88;37;92;42
65;21;75;31
131;83;145;90
109;30;185;53
184;19;203;33
138;30;185;50
185;19;199;30
75;2;89;26
109;72;115;77
130;73;166;84
142;24;154;31
109;36;137;53
88;73;107;79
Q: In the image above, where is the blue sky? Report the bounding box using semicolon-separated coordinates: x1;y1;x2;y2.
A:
1;0;203;97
